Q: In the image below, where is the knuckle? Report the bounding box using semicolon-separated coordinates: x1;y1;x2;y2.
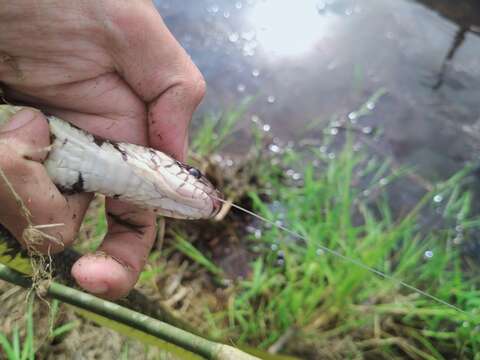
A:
180;67;206;106
41;221;78;252
191;72;207;102
52;208;83;247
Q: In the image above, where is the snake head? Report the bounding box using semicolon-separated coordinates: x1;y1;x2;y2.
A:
168;163;223;219
125;146;223;219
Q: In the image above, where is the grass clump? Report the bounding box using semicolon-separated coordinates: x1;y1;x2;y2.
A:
213;134;480;358
191;98;251;157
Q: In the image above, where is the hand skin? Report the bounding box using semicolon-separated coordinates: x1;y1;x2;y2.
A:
0;1;206;299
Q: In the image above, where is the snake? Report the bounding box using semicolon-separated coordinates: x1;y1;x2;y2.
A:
0;105;222;220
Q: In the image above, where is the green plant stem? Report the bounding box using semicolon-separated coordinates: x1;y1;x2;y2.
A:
0;263;258;360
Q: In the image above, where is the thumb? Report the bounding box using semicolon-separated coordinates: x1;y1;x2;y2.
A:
0;107;51;162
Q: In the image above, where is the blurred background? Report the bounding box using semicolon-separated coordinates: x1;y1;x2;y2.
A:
1;1;480;359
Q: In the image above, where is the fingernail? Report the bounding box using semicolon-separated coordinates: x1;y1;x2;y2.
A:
84;282;109;295
0;109;36;133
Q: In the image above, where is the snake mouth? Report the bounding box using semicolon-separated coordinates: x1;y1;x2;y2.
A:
209;190;223;218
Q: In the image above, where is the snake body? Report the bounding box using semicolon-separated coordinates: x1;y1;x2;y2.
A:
0;105;222;220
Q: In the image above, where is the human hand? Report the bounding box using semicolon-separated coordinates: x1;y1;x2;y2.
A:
0;1;206;299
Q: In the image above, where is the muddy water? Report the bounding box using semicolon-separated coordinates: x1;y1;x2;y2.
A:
157;0;480;181
155;1;480;267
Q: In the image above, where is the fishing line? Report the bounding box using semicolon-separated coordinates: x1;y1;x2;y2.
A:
211;195;467;314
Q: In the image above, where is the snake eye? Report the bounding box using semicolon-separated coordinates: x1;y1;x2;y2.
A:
187;166;202;179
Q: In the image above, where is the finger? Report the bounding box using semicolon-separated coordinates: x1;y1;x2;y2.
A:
108;1;206;160
147;73;205;161
0;108;91;252
71;198;156;299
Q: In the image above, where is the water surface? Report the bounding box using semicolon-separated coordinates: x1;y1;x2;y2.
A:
155;0;480;266
157;0;479;180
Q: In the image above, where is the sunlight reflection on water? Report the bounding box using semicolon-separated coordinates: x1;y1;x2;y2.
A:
246;0;338;58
